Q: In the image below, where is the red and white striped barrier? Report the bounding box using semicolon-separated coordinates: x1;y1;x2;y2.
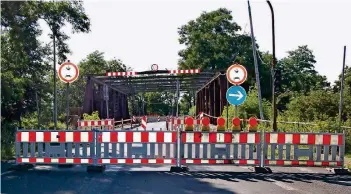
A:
106;72;138;76
98;158;175;164
264;160;342;167
182;159;259;165
78;119;114;127
17;158;93;164
168;69;200;74
181;132;260;143
141;116;147;130
98;131;177;143
16;131;93;143
265;133;343;145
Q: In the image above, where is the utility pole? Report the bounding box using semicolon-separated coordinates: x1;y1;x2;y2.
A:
248;0;265;120
338;46;347;131
267;0;277;131
53;30;57;129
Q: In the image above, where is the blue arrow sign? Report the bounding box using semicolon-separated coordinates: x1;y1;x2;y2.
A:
226;86;247;106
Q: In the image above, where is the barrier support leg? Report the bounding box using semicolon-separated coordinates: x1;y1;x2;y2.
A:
254;129;272;173
170;126;189;172
87;129;105;173
327;131;350;175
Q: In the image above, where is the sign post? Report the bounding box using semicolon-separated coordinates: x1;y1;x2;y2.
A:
58;60;79;130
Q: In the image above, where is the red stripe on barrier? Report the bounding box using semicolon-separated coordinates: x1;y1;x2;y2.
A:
73;132;81;143
44;158;51;163
337;161;342;166
239;133;247;143
193;159;201;164
58;158;66;164
58;132;66;142
194;132;202;143
208;160;216;164
224;133;232;143
277;133;285;144
17;132;22;142
141;159;148;164
172;132;177;142
74;158;81;164
157;132;164;142
110;159;117;164
209;133;217;143
308;134;315;145
265;133;270;143
323;134;331;145
29;158;36;163
141;132;149;142
29;132;36;142
291;161;299;166
255;133;260;143
238;160;247;165
110;132;118;142
276;160;284;165
126;132;133;142
125;159;133;164
44;132;51;142
306;161;315;166
338;135;343;145
84;121;88;127
292;134;300;144
181;133;186;143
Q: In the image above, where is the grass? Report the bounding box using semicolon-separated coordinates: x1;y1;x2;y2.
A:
345;153;351;169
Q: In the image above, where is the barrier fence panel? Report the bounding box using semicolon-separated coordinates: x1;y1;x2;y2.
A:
180;131;261;165
96;131;177;165
15;130;94;165
264;132;345;167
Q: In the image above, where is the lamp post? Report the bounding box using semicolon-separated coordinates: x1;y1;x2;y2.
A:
266;0;277;131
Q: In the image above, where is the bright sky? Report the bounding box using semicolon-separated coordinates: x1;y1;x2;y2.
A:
39;0;351;84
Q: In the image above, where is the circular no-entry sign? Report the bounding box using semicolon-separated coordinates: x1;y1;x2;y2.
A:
151;64;158;71
58;61;79;83
226;64;247;85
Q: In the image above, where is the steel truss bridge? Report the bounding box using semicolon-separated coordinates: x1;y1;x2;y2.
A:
82;68;232;124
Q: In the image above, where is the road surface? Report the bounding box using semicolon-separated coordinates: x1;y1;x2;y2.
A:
1;163;350;194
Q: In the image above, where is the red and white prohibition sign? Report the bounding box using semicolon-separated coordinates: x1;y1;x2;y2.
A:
58;61;79;83
226;64;247;85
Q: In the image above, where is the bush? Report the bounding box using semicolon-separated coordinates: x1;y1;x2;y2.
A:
83;111;100;120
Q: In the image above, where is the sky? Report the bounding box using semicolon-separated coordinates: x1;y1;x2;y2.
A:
39;0;351;84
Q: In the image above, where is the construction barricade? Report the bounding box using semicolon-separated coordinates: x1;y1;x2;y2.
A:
78;119;114;130
96;131;177;165
180;130;261;165
264;132;345;168
15;129;94;165
13;117;348;174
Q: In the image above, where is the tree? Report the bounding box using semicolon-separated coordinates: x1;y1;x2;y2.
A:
275;46;330;110
177;8;272;98
1;1;90;122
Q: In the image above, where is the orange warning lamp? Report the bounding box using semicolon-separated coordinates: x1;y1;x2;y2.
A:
216;117;226;131
231;117;241;131
201;117;211;131
185;117;195;131
248;117;258;132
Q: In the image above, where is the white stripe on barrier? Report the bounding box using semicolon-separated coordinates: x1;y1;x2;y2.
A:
300;134;308;144
133;132;141;142
118;132;126;142
102;132;110;142
51;132;58;142
247;134;256;143
164;133;173;143
81;132;90;142
285;134;293;143
66;132;73;142
149;132;157;142
331;135;338;145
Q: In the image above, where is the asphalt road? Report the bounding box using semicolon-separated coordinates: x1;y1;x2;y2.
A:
1;164;350;194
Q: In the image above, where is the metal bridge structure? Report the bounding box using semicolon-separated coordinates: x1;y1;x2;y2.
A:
81;67;224;122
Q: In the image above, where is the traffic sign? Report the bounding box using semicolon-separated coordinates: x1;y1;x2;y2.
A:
226;86;247;105
151;64;158;71
58;61;79;83
226;64;247;85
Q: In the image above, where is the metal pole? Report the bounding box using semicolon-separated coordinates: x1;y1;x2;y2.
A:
338;46;347;131
248;0;265;120
176;80;181;167
36;92;40;129
66;83;70;130
53;32;57;129
226;80;229;129
267;0;277;131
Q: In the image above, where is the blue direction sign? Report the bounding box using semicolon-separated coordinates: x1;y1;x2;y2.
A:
226;86;247;105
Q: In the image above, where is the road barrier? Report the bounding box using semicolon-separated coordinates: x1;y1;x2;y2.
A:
14;117;347;174
78;119;114;130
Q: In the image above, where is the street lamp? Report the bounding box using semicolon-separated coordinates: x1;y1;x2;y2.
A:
266;0;277;131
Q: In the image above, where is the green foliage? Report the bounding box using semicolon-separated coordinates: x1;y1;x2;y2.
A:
144;92;174;115
83;111;100;120
188;106;196;117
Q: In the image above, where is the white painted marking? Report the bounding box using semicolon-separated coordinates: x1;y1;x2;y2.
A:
1;171;14;176
298;167;313;173
268;178;297;191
